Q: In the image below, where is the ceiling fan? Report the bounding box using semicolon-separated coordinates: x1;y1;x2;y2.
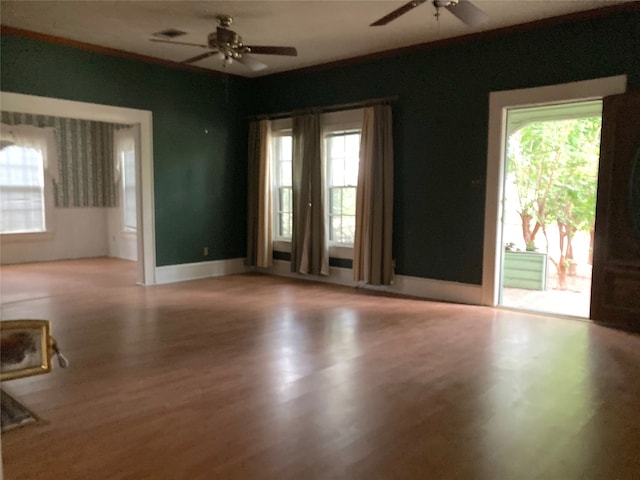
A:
150;15;297;71
371;0;489;28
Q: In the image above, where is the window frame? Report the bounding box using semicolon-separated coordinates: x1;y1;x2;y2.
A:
269;118;293;252
269;109;363;259
321;110;363;255
121;149;137;232
114;127;138;236
0;126;55;241
323;127;362;248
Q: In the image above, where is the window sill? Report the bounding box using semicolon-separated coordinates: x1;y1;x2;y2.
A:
120;230;137;239
0;231;54;243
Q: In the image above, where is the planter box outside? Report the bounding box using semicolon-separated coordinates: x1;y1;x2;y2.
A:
503;251;547;291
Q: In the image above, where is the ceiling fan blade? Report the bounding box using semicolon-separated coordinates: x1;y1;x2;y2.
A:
370;0;427;26
182;51;217;64
236;55;268;72
445;0;489;27
244;46;297;56
150;38;208;48
217;26;236;44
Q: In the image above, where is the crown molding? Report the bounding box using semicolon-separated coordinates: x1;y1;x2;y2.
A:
262;3;640;80
1;3;638;81
0;25;237;79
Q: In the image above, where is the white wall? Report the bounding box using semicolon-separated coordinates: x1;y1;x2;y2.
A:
1;208;108;264
107;207;137;261
1;207;137;265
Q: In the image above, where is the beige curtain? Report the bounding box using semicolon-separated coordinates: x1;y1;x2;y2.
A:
353;104;394;285
291;113;329;275
246;119;272;267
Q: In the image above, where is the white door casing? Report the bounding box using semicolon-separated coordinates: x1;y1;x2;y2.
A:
482;75;627;306
0;91;156;285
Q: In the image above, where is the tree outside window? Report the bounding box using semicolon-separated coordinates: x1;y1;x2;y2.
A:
506;116;601;289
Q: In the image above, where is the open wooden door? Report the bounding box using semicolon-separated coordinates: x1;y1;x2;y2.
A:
591;92;640;330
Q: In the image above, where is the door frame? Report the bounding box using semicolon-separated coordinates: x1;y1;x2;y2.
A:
1;91;156;285
481;75;627;307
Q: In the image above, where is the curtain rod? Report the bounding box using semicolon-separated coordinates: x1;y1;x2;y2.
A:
249;95;398;121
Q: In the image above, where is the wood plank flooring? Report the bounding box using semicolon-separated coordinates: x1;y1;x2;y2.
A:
1;258;639;479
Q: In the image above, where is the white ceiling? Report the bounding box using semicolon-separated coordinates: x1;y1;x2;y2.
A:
0;1;632;77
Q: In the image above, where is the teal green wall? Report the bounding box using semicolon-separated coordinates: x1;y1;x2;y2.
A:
0;35;250;266
252;11;640;284
1;11;638;283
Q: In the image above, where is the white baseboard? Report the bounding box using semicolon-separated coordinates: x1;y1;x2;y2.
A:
258;260;356;287
154;258;482;305
155;257;248;285
376;274;482;305
260;260;482;305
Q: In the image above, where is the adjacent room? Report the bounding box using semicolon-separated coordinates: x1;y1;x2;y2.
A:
1;2;639;479
0;112;139;266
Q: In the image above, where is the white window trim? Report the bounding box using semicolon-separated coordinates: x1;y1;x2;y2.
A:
323;123;362;249
329;245;353;260
120;230;137;240
273;239;291;253
0;230;55;243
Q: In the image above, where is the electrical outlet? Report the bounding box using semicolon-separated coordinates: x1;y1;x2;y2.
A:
203;247;209;256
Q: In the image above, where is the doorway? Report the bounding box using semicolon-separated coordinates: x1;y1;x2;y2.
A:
481;75;628;314
0;91;156;285
498;101;602;317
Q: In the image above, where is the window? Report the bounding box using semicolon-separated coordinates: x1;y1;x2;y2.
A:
0;144;46;234
269;109;363;254
115;127;137;232
121;148;136;231
272;132;293;240
326;130;360;245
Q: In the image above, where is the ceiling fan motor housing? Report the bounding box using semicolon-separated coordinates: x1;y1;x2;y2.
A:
207;32;218;49
208;31;245;59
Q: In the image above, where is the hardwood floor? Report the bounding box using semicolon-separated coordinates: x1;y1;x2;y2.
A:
1;258;639;479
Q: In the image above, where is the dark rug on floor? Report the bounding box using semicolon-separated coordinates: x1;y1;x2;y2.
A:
1;388;37;432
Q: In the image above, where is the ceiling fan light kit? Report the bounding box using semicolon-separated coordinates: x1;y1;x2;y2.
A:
434;0;459;7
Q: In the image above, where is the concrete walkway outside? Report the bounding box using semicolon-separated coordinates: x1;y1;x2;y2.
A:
501;264;592;318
